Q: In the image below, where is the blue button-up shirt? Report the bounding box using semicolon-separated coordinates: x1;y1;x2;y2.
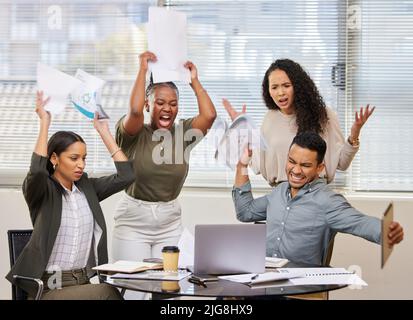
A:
232;179;381;265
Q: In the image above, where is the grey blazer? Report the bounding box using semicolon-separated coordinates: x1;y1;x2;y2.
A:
6;153;134;296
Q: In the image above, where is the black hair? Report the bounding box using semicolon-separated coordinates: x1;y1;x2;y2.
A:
47;131;85;193
145;74;179;100
262;59;328;134
290;132;327;164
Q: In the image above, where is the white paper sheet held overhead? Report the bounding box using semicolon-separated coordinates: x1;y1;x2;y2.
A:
36;63;82;115
147;7;190;83
70;69;109;119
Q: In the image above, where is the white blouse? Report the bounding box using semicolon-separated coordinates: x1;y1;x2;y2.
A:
251;107;359;185
46;183;94;271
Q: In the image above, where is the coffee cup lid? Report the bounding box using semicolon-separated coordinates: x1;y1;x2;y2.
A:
162;246;180;253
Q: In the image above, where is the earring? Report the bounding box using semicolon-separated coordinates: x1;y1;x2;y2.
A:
53;164;56;170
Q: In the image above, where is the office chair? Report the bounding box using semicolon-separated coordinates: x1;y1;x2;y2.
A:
254;221;336;300
253;220;335;299
7;229;44;300
288;233;337;300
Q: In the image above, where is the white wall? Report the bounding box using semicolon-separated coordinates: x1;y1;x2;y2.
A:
0;187;411;300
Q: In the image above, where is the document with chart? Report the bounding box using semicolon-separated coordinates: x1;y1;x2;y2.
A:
70;69;109;119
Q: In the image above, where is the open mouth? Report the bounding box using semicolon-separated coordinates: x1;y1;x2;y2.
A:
159;114;172;128
277;97;288;107
289;172;305;184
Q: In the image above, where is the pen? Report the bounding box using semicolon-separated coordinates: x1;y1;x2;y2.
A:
251;274;259;281
188;277;207;287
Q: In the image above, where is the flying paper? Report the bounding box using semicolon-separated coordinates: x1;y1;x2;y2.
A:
70;69;109;119
36;63;82;115
214;115;268;169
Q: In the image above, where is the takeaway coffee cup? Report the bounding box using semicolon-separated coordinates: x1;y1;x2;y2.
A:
161;281;180;293
162;246;180;271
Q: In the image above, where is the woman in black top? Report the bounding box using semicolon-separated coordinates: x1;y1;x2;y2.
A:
6;91;134;299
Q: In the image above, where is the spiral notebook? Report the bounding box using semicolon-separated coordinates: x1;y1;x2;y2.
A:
279;268;368;286
218;267;367;288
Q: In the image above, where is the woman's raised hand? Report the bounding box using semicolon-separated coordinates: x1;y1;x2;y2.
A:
350;104;376;140
33;91;51;156
184;61;198;82
222;98;247;121
139;51;157;73
35;90;51;125
93;113;128;161
93;112;110;134
239;145;253;166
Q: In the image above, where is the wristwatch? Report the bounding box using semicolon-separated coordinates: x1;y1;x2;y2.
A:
348;136;360;147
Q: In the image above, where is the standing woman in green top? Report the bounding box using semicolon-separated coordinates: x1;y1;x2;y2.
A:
112;51;216;265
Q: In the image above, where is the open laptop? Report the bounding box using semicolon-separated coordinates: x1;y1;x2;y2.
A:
189;224;266;275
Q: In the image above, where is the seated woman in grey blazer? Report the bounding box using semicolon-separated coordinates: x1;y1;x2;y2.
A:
6;91;134;300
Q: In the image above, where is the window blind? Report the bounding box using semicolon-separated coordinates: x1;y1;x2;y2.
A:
0;0;154;186
346;0;413;191
170;0;347;188
0;0;346;189
3;0;409;192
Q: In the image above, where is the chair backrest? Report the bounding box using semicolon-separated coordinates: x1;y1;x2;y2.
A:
322;233;336;267
7;229;33;300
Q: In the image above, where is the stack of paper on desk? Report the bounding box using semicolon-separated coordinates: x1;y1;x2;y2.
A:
265;257;289;268
110;270;191;281
92;260;163;274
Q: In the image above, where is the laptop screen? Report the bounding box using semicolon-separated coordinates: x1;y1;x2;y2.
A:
193;224;266;275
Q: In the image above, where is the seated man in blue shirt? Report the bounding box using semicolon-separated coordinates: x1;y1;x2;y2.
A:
232;131;404;265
